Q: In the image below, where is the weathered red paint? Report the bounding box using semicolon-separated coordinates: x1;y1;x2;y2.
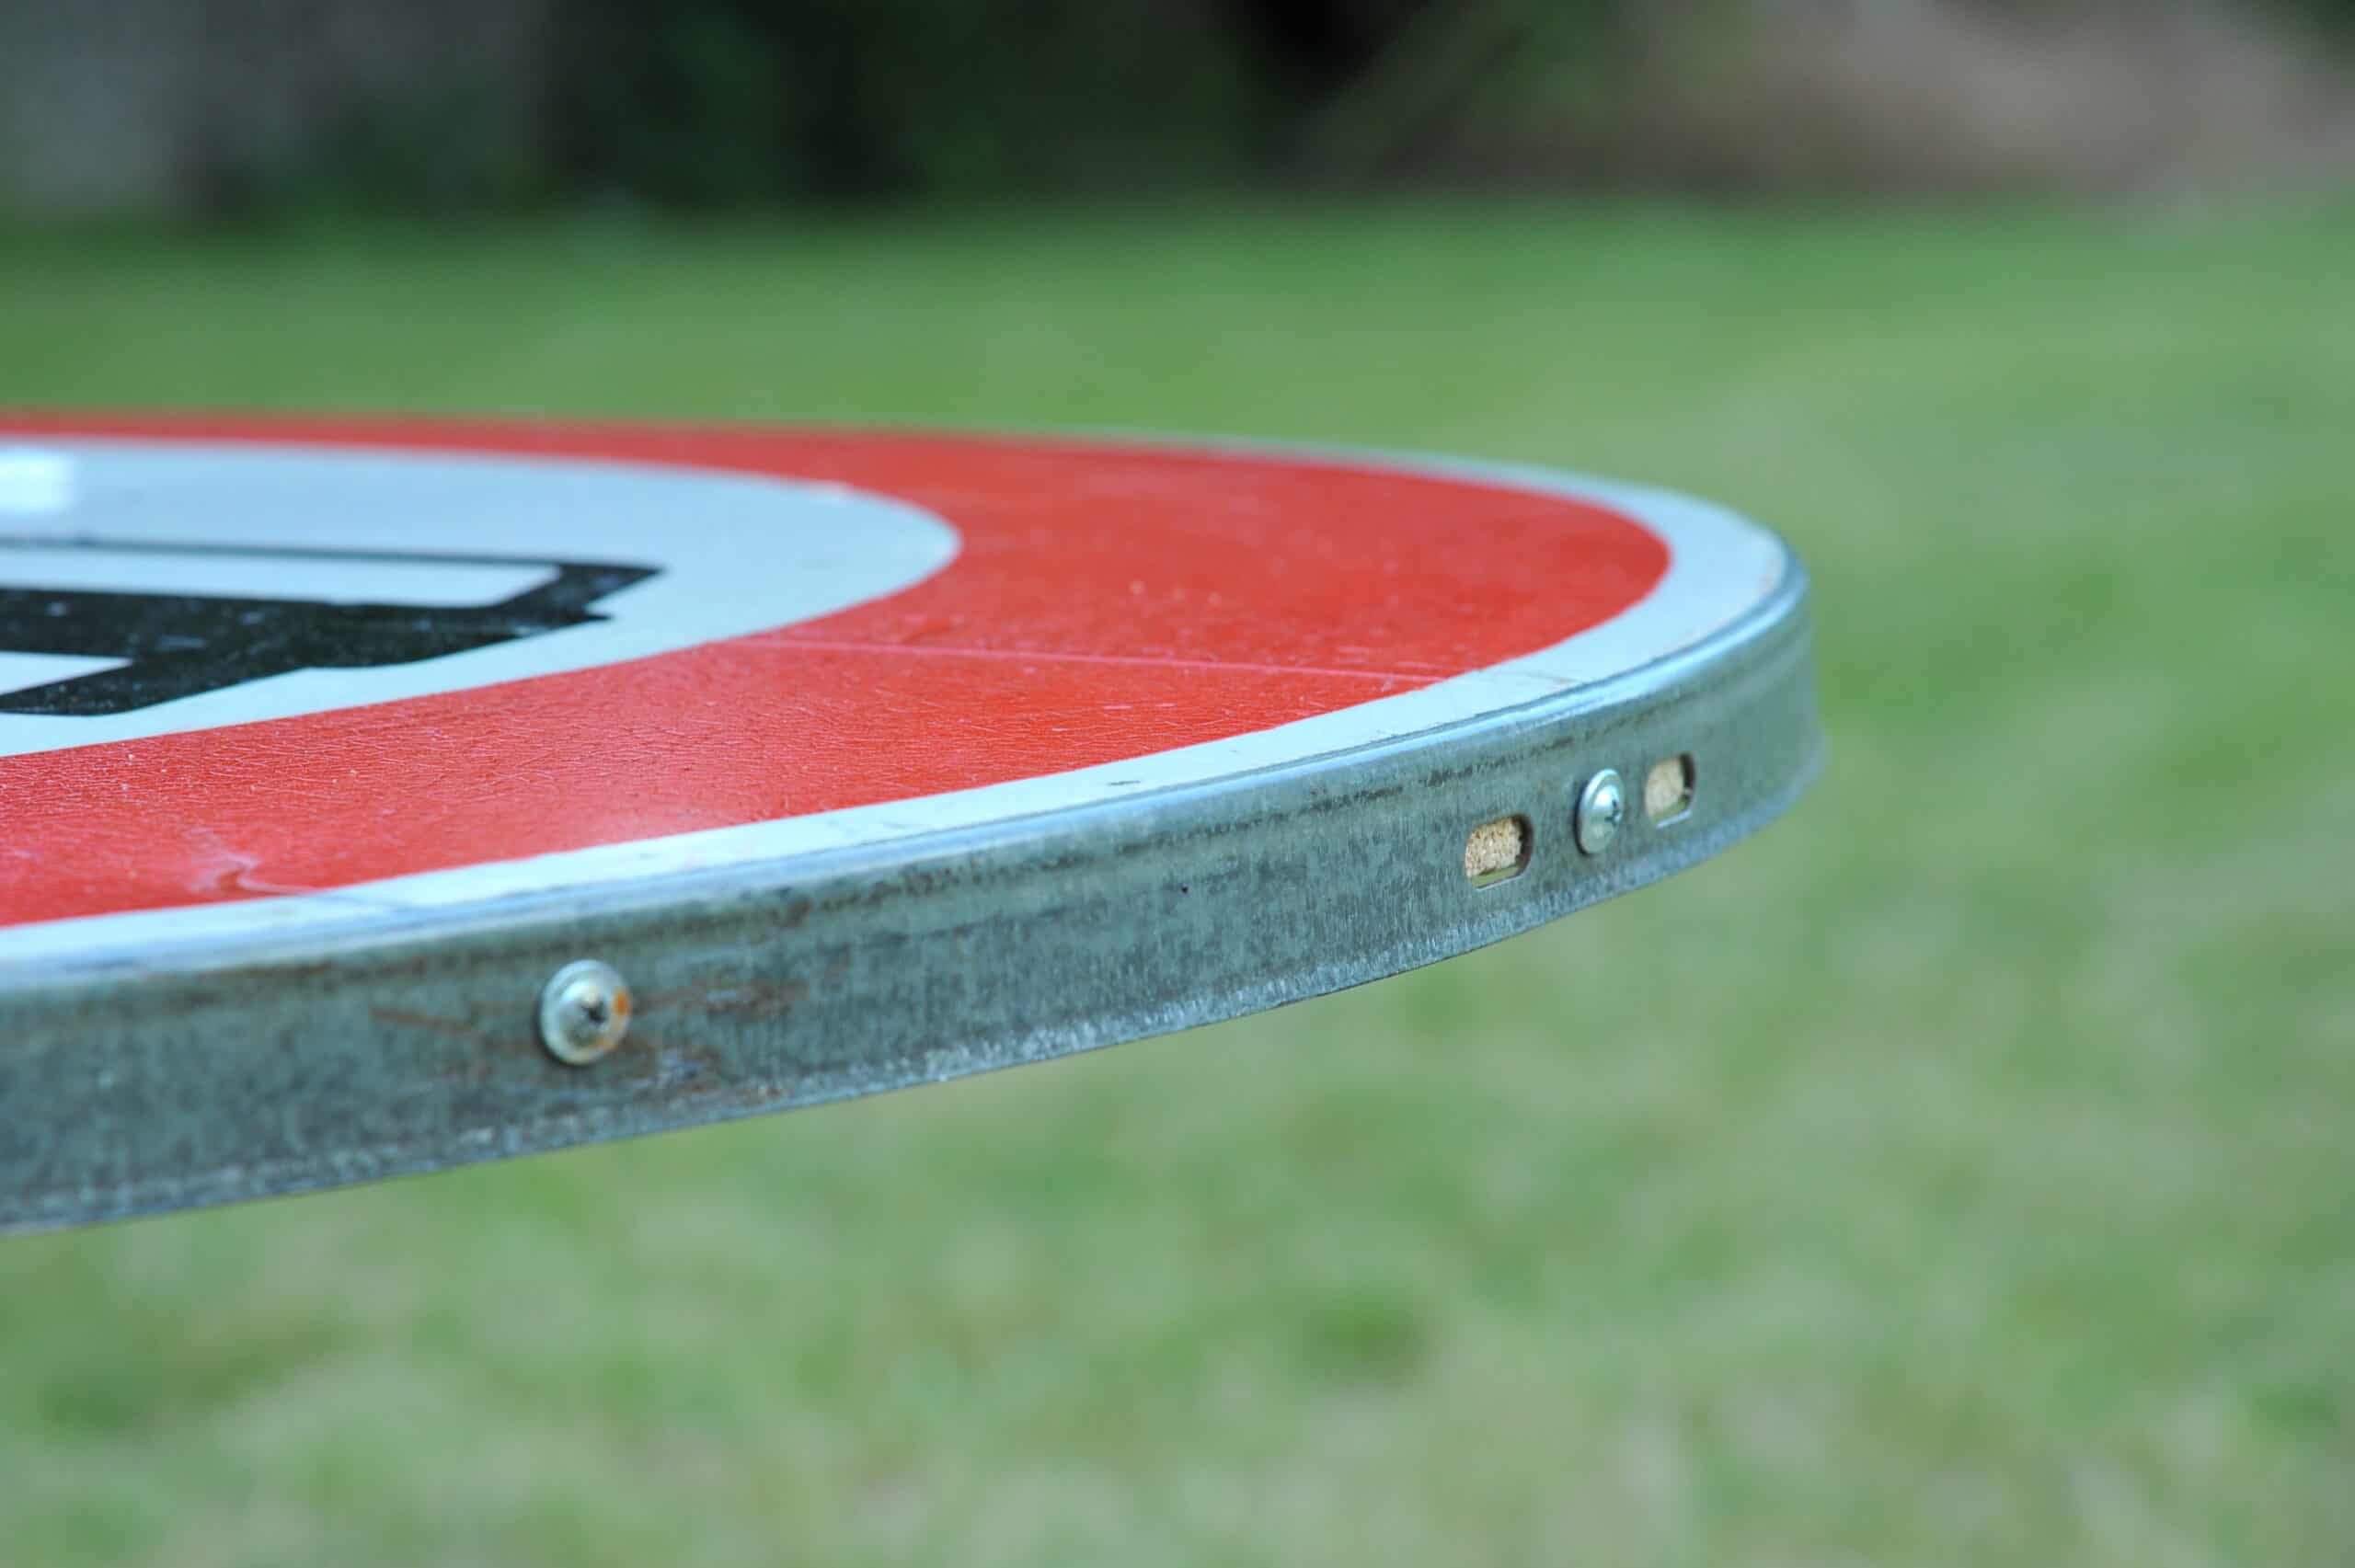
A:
0;417;1669;927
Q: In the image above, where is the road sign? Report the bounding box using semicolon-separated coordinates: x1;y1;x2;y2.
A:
0;416;1821;1231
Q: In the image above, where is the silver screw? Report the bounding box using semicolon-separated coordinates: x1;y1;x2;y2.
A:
1575;769;1626;855
538;959;632;1066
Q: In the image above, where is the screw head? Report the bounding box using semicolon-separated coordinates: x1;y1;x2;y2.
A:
1575;769;1626;855
538;959;632;1066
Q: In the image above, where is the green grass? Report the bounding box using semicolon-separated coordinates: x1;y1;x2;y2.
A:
3;198;2352;1565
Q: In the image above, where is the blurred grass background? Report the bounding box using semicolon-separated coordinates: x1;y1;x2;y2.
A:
2;197;2350;1562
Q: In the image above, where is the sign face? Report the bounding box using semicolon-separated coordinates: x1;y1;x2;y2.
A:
0;417;1786;960
0;416;1820;1233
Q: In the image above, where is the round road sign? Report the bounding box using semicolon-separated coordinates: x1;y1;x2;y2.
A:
0;416;1820;1231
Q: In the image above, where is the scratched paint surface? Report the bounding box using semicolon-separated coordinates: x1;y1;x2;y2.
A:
0;418;1668;927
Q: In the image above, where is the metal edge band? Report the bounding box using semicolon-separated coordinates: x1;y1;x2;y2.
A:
0;562;1819;1232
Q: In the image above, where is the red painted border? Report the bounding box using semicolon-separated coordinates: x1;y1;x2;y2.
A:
0;417;1668;927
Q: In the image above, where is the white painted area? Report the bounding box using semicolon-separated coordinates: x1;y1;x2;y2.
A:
0;544;556;607
0;651;127;699
0;437;1793;966
0;441;959;759
0;448;75;515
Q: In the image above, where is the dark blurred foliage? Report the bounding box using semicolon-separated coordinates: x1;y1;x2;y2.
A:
2255;0;2355;23
553;0;1260;201
5;0;2347;217
546;0;2354;206
547;0;1497;203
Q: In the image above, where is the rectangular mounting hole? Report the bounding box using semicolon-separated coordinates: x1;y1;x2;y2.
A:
1464;815;1533;887
1644;754;1696;824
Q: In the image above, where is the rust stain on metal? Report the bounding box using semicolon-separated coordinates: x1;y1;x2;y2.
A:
639;979;808;1018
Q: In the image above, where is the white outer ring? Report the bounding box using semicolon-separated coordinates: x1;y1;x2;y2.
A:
0;442;1787;968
